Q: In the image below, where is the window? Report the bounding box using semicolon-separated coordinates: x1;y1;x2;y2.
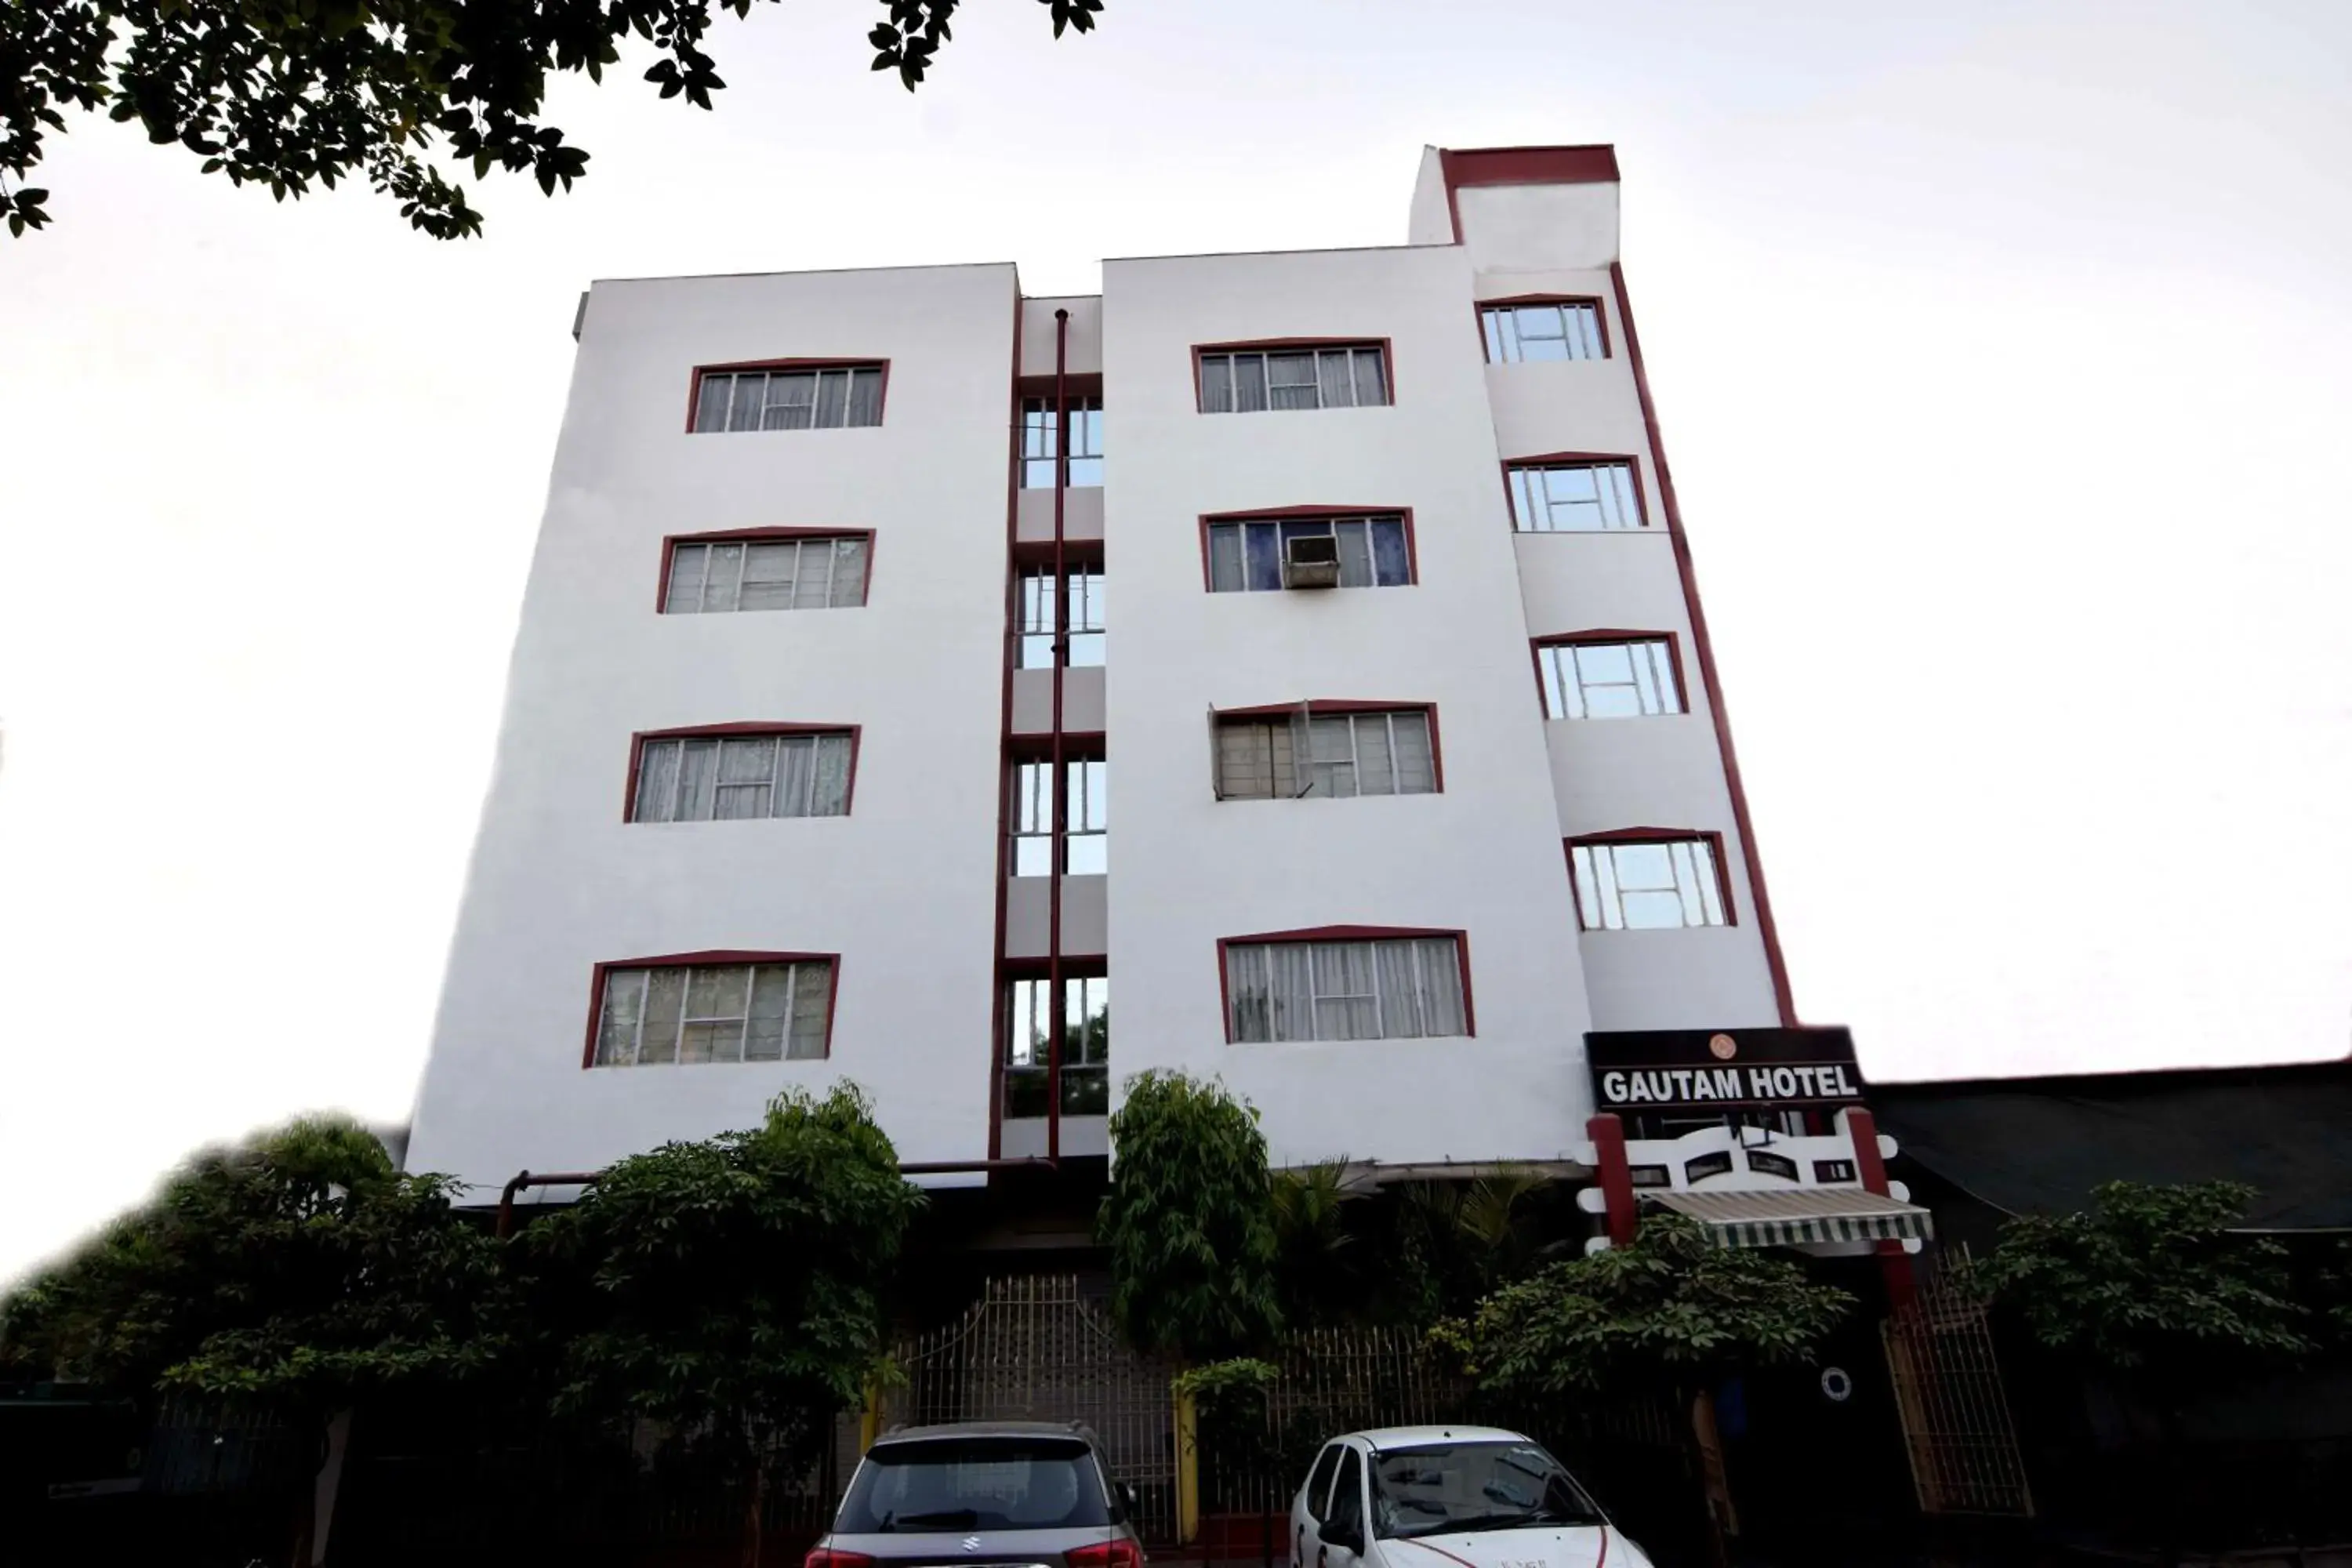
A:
1570;837;1729;930
1505;461;1643;532
1207;516;1411;592
592;959;831;1065
1537;639;1682;720
1004;975;1110;1118
691;364;883;432
1018;567;1105;666
1225;935;1467;1044
632;731;853;822
1369;1441;1603;1541
664;535;869;613
1214;709;1436;800
835;1436;1113;1534
1011;758;1107;875
1022;397;1104;488
1480;301;1606;363
1327;1450;1366;1543
1199;345;1388;413
1302;1446;1344;1523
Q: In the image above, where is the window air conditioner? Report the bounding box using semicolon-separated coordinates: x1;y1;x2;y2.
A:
1281;533;1342;589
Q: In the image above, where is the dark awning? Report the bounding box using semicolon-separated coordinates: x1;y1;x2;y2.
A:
1870;1059;2352;1232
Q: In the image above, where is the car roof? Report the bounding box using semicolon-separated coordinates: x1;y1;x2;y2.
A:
1343;1425;1533;1449
876;1420;1100;1445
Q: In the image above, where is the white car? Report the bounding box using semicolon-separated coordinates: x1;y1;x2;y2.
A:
1288;1426;1653;1568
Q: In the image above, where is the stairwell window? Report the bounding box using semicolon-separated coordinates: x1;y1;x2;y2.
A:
1481;300;1607;362
1506;461;1644;532
1224;934;1468;1043
1022;397;1104;488
1538;639;1683;720
664;535;869;612
1011;757;1107;875
631;731;854;822
1214;709;1436;800
1207;515;1412;592
1570;836;1730;931
1199;344;1389;412
1016;566;1105;666
1004;975;1110;1118
691;363;884;432
592;959;833;1065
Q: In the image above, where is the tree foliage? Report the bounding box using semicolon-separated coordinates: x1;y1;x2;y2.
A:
0;1116;508;1408
0;0;1106;240
1098;1070;1281;1361
524;1083;921;1461
1965;1181;2314;1383
1442;1213;1852;1398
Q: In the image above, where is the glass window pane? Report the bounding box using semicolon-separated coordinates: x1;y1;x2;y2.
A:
832;537;869;606
1200;357;1232;413
633;739;681;822
676;739;719;822
1605;463;1641;526
726;373;765;432
1244;523;1283;591
1542;648;1577;719
702;543;743;612
1353;347;1387;405
1334;521;1373;587
713;738;775;820
745;965;793;1061
1647;643;1682;713
1316;350;1355;409
764;372;815;430
1508;470;1541;531
1354;715;1394;796
1208;524;1244;592
1514;306;1570;361
1226;943;1271;1042
694;374;732;434
595;969;648;1065
789;540;834;610
666;544;707;613
771;735;817;818
814;369;850;428
1234;354;1269;412
1416;938;1466;1034
1268;354;1318;411
1572;304;1606;359
1312;942;1380;1040
846;367;883;426
810;734;853;815
1393;713;1436;793
1482;312;1508;363
640;967;686;1062
787;963;830;1058
739;543;797;611
1370;519;1410;585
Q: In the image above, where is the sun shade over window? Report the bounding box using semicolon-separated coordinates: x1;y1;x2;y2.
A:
834;1436;1112;1533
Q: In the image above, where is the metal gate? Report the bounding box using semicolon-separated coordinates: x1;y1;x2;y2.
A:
1880;1276;2034;1516
883;1276;1180;1544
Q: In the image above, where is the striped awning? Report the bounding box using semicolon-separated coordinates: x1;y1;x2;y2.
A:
1649;1185;1935;1249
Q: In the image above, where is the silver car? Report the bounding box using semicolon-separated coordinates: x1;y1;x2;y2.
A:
810;1421;1145;1568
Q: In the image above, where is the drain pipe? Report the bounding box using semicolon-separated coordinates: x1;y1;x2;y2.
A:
1047;307;1070;1164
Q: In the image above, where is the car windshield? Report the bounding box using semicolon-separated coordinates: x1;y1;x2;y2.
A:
1370;1441;1605;1539
835;1436;1112;1533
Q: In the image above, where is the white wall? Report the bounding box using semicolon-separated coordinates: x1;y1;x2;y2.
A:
406;263;1019;1195
1100;243;1601;1168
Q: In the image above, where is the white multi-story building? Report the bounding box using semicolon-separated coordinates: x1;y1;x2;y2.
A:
406;144;1798;1200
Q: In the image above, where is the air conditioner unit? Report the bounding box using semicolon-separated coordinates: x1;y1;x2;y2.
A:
1281;533;1342;589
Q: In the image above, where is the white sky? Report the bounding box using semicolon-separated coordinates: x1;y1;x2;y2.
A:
4;0;2348;1283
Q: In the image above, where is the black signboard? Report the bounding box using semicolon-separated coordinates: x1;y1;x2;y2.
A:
1587;1026;1867;1112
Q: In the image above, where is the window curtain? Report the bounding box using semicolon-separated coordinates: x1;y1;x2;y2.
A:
786;963;831;1058
810;734;853;815
746;965;796;1061
1413;938;1467;1034
846;368;884;426
639;967;687;1063
830;537;869;605
1316;350;1356;409
633;742;683;822
1312;942;1380;1040
739;543;797;610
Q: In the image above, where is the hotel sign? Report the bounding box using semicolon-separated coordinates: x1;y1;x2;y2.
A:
1586;1027;1867;1112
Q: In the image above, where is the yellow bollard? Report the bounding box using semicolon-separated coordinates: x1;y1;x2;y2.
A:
1174;1382;1200;1545
859;1378;884;1454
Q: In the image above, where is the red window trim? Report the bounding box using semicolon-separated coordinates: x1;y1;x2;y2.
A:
1210;700;1446;793
1527;632;1690;721
1563;829;1739;930
623;723;862;822
1497;454;1650;531
655;527;877;614
1436;144;1620;245
1474;294;1613;361
582;949;843;1069
684;358;891;433
1196;506;1421;590
1190;338;1397;412
1216;925;1476;1042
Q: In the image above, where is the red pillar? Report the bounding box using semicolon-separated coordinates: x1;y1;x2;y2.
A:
1588;1112;1638;1247
1846;1107;1917;1309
